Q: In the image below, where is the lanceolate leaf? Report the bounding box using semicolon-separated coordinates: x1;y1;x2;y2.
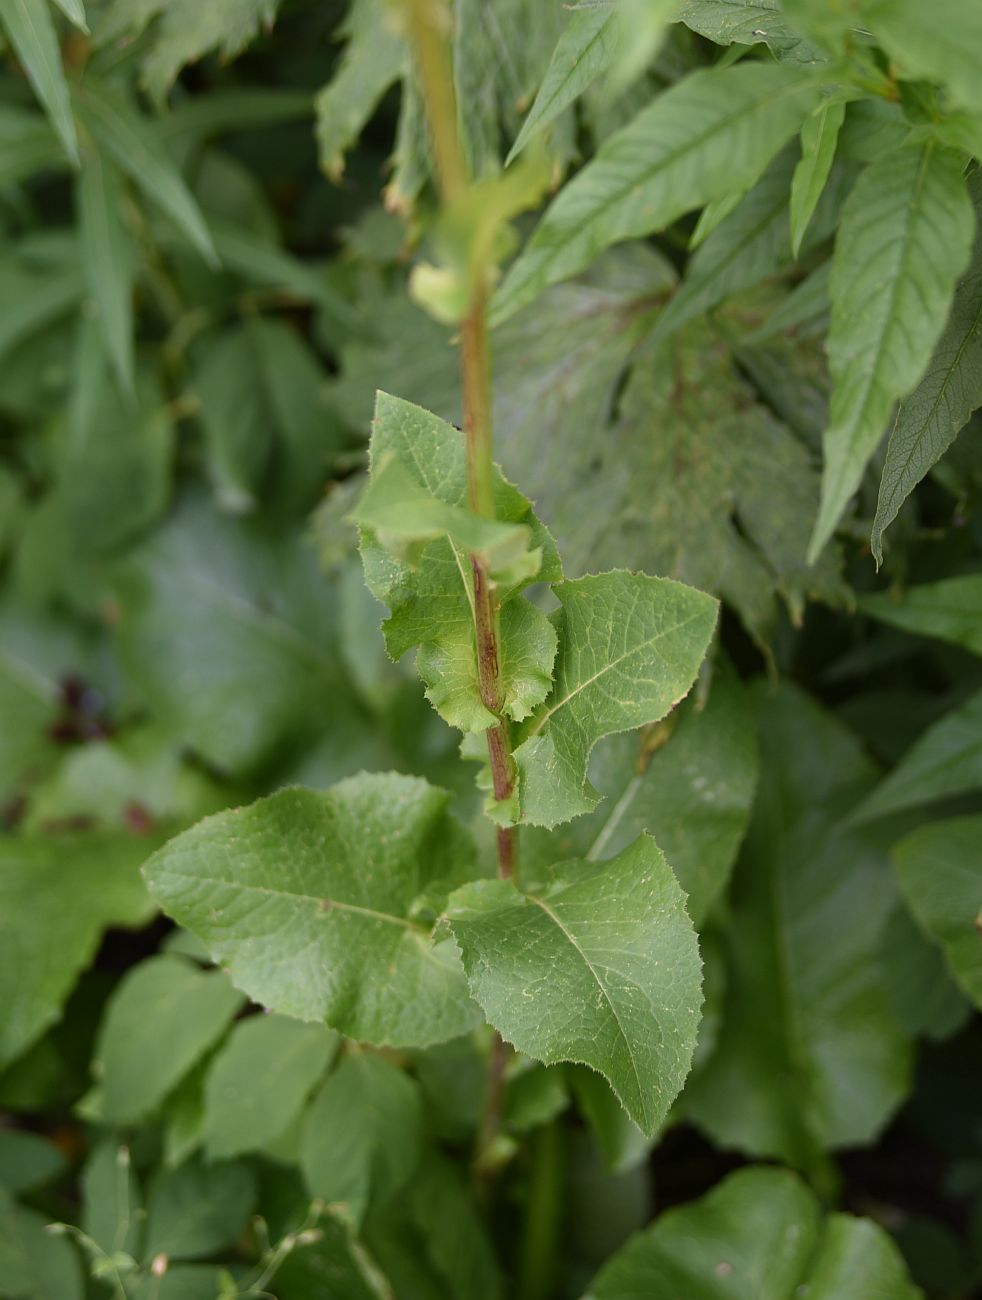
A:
860;576;982;657
678;0;826;65
511;571;718;827
0;0;79;164
506;7;616;164
872;176;982;562
807;143;974;562
51;0;85;28
447;834;703;1137
492;63;822;324
76;147;134;394
143;774;483;1048
585;1165;920;1300
893;816;982;1008
865;0;982;113
790;98;846;256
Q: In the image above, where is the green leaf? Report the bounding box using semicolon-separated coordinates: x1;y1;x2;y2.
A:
82;1141;142;1262
860;575;982;657
850;687;982;825
191;326;271;512
525;664;758;927
0;1130;65;1194
0;0;79;164
509;571;718;828
0;258;81;367
51;0;85;29
76;146;134;393
0;102;66;185
360;392;561;733
143;774;482;1048
0;833;153;1068
0;1185;83;1300
144;1156;257;1260
893;816;982;1008
314;0;405;180
584;1165;921;1299
404;1154;503;1300
807;144;975;561
492;62;821;323
202;1015;338;1160
678;0;827;65
300;1053;422;1226
75;78;217;264
872;177;982;562
865;0;982;113
447;833;703;1137
879;904;971;1042
95;0;279;102
682;683;912;1170
94;954;245;1124
506;7;616;165
790;98;846;256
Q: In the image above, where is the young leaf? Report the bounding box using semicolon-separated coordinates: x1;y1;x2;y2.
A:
359;392;561;732
506;7;616;164
860;576;982;657
75;79;217;264
790;97;846;256
492;62;822;323
849;687;982;825
142;774;483;1048
93;954;245;1124
807;143;975;562
682;683;912;1170
0;833;153;1068
872;177;982;562
584;1165;920;1300
76;149;134;394
447;833;703;1138
865;0;982;113
144;1156;257;1260
202;1015;338;1160
893;816;982;1008
510;571;718;828
300;1053;422;1226
0;0;79;164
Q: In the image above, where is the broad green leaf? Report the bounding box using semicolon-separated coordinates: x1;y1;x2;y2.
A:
447;833;703;1137
682;684;912;1170
273;1210;393;1300
850;687;982;825
315;0;405;180
0;833;153;1068
808;144;975;561
191;326;271;512
492;63;821;324
74;79;216;263
880;904;971;1042
404;1154;502;1300
95;0;280;102
202;1015;338;1159
93;954;244;1123
0;0;79;164
509;571;717;827
678;0;826;64
76;149;134;393
130;1265;228;1300
584;1165;921;1300
82;1141;142;1262
144;1156;257;1260
0;1130;65;1193
143;774;482;1048
360;392;561;733
506;7;616;164
790;97;845;256
860;575;982;657
0;1185;83;1300
526;665;757;926
894;816;982;1008
300;1053;422;1226
865;0;982;113
872;177;982;562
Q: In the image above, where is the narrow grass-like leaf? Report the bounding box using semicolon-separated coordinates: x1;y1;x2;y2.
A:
0;0;79;164
790;98;845;256
76;147;134;394
51;0;86;30
447;834;703;1137
142;774;482;1048
76;78;217;264
511;571;718;828
808;143;974;562
872;178;982;562
492;63;822;324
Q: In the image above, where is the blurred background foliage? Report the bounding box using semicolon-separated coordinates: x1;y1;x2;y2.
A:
1;1;982;1297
